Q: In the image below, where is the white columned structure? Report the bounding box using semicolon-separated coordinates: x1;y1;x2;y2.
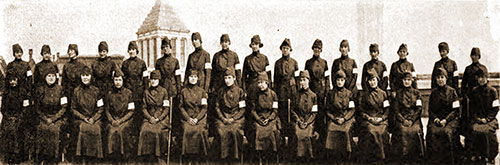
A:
136;0;190;71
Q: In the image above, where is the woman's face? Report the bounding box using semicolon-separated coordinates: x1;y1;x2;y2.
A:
398;50;408;59
251;43;260;52
45;73;57;85
299;77;309;90
224;75;235;87
99;50;108;59
192;39;201;48
68;49;77;59
150;79;159;87
336;78;345;88
128;49;137;58
188;74;198;85
114;76;123;89
436;75;447;87
368;77;378;89
81;74;91;85
258;80;268;91
14;51;22;59
402;77;412;87
43;52;51;61
281;46;291;56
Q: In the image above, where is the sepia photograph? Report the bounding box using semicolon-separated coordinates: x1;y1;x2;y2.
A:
0;0;499;164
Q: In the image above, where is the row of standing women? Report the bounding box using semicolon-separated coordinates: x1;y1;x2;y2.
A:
0;32;498;164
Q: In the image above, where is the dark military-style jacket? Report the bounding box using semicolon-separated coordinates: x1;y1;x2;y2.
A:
34;59;59;90
358;87;390;120
431;57;458;89
71;85;103;121
6;59;32;94
185;47;211;91
332;56;358;92
105;87;134;124
62;58;86;99
35;83;66;121
210;49;241;93
305;56;330;100
462;62;488;96
142;86;169;121
292;88;317;124
393;87;422;123
326;87;355;120
468;84;499;123
390;58;417;90
242;51;271;92
179;84;208;121
251;88;278;121
428;85;459;121
155;54;181;97
274;56;298;102
93;56;118;97
122;57;147;102
362;59;388;91
215;84;246;120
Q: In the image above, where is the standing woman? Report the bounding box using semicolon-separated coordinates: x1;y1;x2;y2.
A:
34;45;59;90
242;35;272;106
324;70;356;163
93;41;118;98
426;68;461;164
179;69;209;163
390;72;424;163
291;70;319;162
34;65;66;164
184;32;211;91
1;70;30;164
70;66;104;163
215;67;246;162
357;70;390;163
104;70;135;163
250;72;280;164
137;70;170;163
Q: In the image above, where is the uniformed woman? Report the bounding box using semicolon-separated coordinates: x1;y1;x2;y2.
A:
1;70;30;164
357;70;390;163
137;70;170;163
467;69;498;164
426;68;461;164
34;65;66;164
70;66;104;163
391;72;424;163
324;70;355;163
215;67;246;162
250;72;280;164
291;70;319;162
178;69;209;163
104;70;135;163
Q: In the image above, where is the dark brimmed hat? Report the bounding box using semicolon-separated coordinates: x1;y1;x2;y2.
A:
68;44;79;55
128;41;139;54
340;39;350;51
280;38;292;51
192;32;202;43
470;47;481;59
369;43;379;52
12;44;23;55
98;41;108;52
299;70;310;80
150;70;161;79
438;42;449;52
161;37;171;49
250;35;263;48
312;39;322;50
398;43;408;53
41;45;51;55
220;34;231;43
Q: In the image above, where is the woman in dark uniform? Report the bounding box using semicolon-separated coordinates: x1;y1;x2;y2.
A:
34;66;66;164
324;70;356;163
251;72;280;164
357;70;390;163
1;70;30;164
391;72;424;163
426;67;461;164
215;67;246;162
467;69;498;164
104;70;135;163
291;70;319;162
70;66;104;163
179;69;209;163
137;70;170;163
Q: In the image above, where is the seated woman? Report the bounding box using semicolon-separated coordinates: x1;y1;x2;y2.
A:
179;69;209;163
215;67;246;162
292;70;319;162
35;66;66;164
426;68;461;164
70;66;104;163
250;72;280;164
391;72;424;163
357;70;390;163
137;70;170;163
324;70;355;163
104;70;135;162
468;69;499;164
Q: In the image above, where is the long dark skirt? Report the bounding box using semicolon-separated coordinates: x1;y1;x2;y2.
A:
0;116;24;155
469;120;498;160
325;118;355;155
36;119;65;159
391;120;425;161
216;118;244;159
75;120;104;158
357;120;390;162
254;119;280;152
293;122;315;158
106;120;135;157
426;119;460;164
137;119;169;157
181;117;208;155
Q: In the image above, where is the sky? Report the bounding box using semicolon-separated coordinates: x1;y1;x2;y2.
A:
1;0;499;74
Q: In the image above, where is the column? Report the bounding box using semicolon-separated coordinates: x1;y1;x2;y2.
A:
156;37;162;66
141;39;147;60
137;39;143;59
146;39;150;67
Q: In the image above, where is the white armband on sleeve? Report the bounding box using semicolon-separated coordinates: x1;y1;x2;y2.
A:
272;101;278;109
452;100;460;108
411;72;417;77
383;100;390;108
324;70;330;77
56;73;60;78
416;99;422;106
239;100;246;108
143;71;149;77
352;68;358;74
201;98;208;105
163;100;170;107
97;99;104;107
383;71;389;78
235;63;242;70
294;70;300;77
60;97;68;105
453;71;458;77
348;101;355;108
265;65;271;72
311;105;318;112
493;100;500;107
128;102;135;110
175;69;181;76
26;70;32;77
23;100;30;107
204;63;211;69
